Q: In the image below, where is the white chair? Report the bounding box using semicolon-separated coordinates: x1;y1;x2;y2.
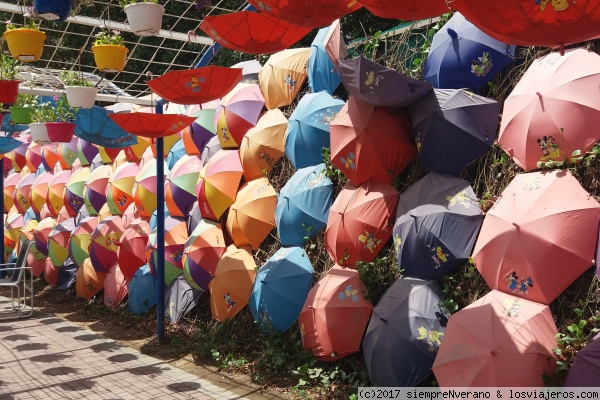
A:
0;240;35;319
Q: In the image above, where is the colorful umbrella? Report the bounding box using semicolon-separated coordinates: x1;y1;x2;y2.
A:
298;265;373;361
25;142;43;173
41;143;61;171
11;138;29;172
117;218;150;280
424;13;516;93
330;96;415;185
325;181;398;267
76;139;99;167
150;135;181;160
209;244;257;322
166;139;186;169
275;163;334;246
65;166;90;217
58;137;79;169
19;218;38;254
28;252;45;277
30;170;54;215
133;158;168;218
214;83;265;149
147;215;188;285
201;135;222;164
3;171;20;213
564;333;600;387
231;59;262;84
226;177;277;250
250;247;314;333
14;173;36;215
128;264;158;314
75;257;107;300
259;48;311;110
75;106;137;148
499;48;600;171
103;263;129;309
308;25;342;95
285;91;345;169
359;0;450;21
89;215;124;272
472;170;600;305
363;277;448;387
44;258;59;285
98;145;121;164
123;135;151;163
432;290;558;387
165;275;203;324
182;108;217;156
393;173;483;280
200;11;312;55
83;164;112;216
165;154;203;218
48;217;75;267
33;217;56;257
109;113;196;139
248;0;361;27
147;66;243;105
196;149;244;220
106;161;139;215
4;213;23;261
323;19;346;70
239;109;287;181
183;219;226;292
409;89;500;177
69;216;98;267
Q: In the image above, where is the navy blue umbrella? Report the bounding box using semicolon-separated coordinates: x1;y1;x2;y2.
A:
57;258;78;291
308;25;341;95
74;106;137;148
424;12;516;93
393;172;483;280
165;275;202;324
409;88;500;177
362;277;448;387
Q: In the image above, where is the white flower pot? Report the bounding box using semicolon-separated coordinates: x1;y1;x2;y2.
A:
29;122;50;144
124;3;165;36
65;86;98;109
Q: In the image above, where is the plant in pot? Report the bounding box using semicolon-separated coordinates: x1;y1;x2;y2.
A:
61;70;97;109
120;0;164;36
3;18;46;62
29;99;55;144
46;94;76;143
0;53;20;106
91;28;128;73
9;93;38;124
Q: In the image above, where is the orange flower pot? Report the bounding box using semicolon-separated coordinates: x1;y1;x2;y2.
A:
3;29;46;62
91;45;128;73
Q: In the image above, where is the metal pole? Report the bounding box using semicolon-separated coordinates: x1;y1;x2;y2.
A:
156;136;166;344
0;164;4;276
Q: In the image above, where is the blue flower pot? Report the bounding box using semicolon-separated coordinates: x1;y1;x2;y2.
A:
34;0;74;22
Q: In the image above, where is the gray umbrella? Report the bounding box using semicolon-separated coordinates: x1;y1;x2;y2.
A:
164;275;203;324
201;135;221;164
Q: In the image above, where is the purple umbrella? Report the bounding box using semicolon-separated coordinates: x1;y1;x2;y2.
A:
564;333;600;387
77;139;99;166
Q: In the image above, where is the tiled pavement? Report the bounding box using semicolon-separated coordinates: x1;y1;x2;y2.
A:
0;310;251;400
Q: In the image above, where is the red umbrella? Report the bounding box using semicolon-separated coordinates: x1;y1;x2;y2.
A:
147;66;243;105
358;0;450;21
117;218;149;280
200;11;312;55
450;0;600;50
247;0;362;28
103;263;129;309
109;113;196;139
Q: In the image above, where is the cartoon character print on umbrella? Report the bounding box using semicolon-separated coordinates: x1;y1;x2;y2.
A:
416;326;444;352
535;0;570;12
471;52;493;77
536;135;564;164
506;272;534;295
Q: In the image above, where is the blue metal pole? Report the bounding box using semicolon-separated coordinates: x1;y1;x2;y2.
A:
156;136;166;344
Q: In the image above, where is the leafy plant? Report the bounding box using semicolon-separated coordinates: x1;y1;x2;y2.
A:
5;14;41;31
55;94;76;122
0;54;20;81
536;149;583;170
30;100;56;123
356;253;401;304
93;29;125;46
119;0;159;7
60;70;95;87
13;93;38;108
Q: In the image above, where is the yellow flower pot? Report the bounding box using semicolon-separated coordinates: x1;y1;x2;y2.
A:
91;45;128;73
3;29;46;62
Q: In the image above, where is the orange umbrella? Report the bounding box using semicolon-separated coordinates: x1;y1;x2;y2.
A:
103;263;129;309
183;219;226;291
209;244;256;322
472;170;600;304
106;161;139;215
239;109;287;181
4;171;20;213
47;169;72;218
76;257;107;300
14;173;35;215
30;170;54;215
298;265;373;361
226;177;277;250
325;181;398;268
41;143;61;171
432;290;558;387
259;48;311;110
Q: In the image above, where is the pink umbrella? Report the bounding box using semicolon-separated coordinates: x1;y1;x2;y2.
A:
103;263;129;309
117;218;149;280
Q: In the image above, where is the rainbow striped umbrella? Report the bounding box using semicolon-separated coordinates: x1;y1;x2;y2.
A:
48;218;75;267
77;139;99;166
148;215;188;285
30;170;54;215
14;173;36;215
84;164;112;216
5;213;24;261
90;215;124;272
65;166;91;217
41;143;61;171
165;154;202;218
33;217;57;257
25;142;43;172
133;158;168;218
106;161;139;215
123;135;151;163
69;216;99;267
47;169;72;218
11;141;28;172
183;219;226;291
4;171;21;213
58;137;79;169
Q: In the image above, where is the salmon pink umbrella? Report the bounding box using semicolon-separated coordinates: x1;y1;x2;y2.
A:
41;143;61;171
29;170;54;215
58;137;79;169
472;170;600;305
323;19;346;70
25;142;43;172
90;215;124;272
259;48;311;110
3;171;20;213
47;169;72;217
133;158;168;218
498;48;600;171
44;258;59;285
14;173;36;215
76;257;107;300
147;66;243;105
33;217;56;257
117;218;149;280
196;149;244;220
432;290;558;387
200;11;312;55
65;166;91;217
226;177;277;250
28;253;45;277
106;161;139;215
147;215;188;285
325;181;398;268
109;113;196;139
330;96;415;186
103;263;129;309
83;164;112;216
48;218;75;267
248;0;361;27
359;0;450;21
69;216;98;267
183;219;226;292
298;265;373;361
165;154;203;218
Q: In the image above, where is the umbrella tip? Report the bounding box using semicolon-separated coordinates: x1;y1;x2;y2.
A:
447;28;458;39
536;92;542;100
512;222;519;229
380;317;387;323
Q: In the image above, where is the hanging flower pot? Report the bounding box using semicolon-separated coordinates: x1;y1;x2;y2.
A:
91;45;128;73
3;29;46;62
34;0;74;21
65;86;98;109
0;80;20;105
9;107;33;124
30;122;51;144
124;2;165;36
46;122;76;143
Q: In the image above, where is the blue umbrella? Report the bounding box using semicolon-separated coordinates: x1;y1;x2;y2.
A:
424;12;516;93
249;247;314;333
308;26;341;95
275;163;333;246
1;114;29;135
128;264;159;314
285;92;344;169
165;275;202;324
166;138;185;169
74;106;137;148
0;136;27;153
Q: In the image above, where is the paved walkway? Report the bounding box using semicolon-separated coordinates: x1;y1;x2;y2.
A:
0;310;250;400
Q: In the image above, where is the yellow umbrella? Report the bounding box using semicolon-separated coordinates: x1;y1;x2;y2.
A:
259;48;311;110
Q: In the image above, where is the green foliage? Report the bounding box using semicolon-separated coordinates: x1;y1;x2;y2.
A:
119;0;159;7
60;70;95;87
13;93;38;108
362;30;381;60
322;147;347;187
55;94;76;122
408;13;451;78
30;100;56;123
0;53;19;80
356;253;401;304
536;149;583;170
93;29;125;46
5;17;40;31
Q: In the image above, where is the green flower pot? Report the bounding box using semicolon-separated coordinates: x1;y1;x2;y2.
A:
10;107;33;124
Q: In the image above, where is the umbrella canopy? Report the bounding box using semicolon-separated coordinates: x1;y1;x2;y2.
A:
182;107;217;155
308;25;342;95
449;0;600;49
298;265;373;361
41;143;61;171
103;263;129;309
48;217;75;267
248;0;361;27
57;260;78;291
75;257;107;300
330;96;415;185
77;139;99;167
4;171;20;212
409;89;500;177
69;216;98;267
14;173;36;215
65;166;91;217
148;215;188;285
432;290;558;387
34;217;56;259
424;13;516;93
25;142;43;172
165;154;203;218
44;258;59;285
564;334;600;387
11;141;29;172
147;66;243;105
30;170;54;215
74;107;137;148
109;113;196;139
499;48;600;171
276;163;334;246
183;219;226;292
359;0;450;21
47;169;72;218
209;244;257;322
339;56;433;107
128;264;159;314
83;164;112;216
90;215;124;272
200;11;312;55
165;275;203;324
239;109;287;181
249;247;314;333
325;181;398;268
4;213;23;260
214;83;265;149
133;158;169;218
106;161;139;215
123;135;151;163
117;218;150;280
166;139;186;169
98;145;121;164
58;137;80;169
259;48;311;110
150;135;181;160
363;277;448;387
323;19;346;70
226;177;277;250
201;135;222;164
196;149;244;220
393;172;483;280
285;91;345;169
231;59;262;84
472;170;600;305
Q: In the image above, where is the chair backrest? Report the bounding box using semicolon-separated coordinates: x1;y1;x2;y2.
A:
6;240;34;283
